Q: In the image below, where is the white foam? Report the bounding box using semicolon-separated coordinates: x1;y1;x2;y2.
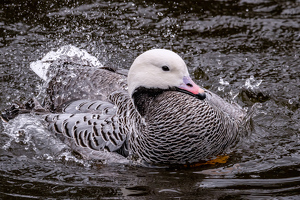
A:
244;75;262;90
30;45;103;81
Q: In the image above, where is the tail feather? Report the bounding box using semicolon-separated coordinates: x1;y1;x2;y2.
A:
1;98;48;122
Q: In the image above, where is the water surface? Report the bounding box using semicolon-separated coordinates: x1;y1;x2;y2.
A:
1;0;300;199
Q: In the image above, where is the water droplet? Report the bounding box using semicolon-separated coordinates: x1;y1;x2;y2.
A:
219;78;229;86
157;12;163;17
245;76;262;89
218;86;224;91
230;90;239;100
254;79;262;87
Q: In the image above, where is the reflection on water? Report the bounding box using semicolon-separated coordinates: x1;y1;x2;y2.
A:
1;0;299;199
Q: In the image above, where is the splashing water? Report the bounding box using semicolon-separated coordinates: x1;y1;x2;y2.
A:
0;0;299;199
244;75;263;90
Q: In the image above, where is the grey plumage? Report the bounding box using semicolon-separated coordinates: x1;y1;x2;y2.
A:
43;64;130;157
3;46;247;165
42;62;245;165
115;91;241;164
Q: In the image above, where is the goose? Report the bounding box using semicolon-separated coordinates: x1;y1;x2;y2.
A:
1;45;246;165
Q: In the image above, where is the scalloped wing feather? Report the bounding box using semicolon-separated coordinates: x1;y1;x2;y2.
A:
45;100;127;153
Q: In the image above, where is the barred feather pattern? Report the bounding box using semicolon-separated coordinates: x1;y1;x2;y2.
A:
129;91;240;164
108;90;242;165
42;61;129;155
37;58;245;165
44;83;243;164
45;100;127;153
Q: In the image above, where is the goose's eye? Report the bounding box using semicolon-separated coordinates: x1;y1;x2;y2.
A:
161;66;170;71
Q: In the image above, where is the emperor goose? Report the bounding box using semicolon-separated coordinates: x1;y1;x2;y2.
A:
1;45;247;165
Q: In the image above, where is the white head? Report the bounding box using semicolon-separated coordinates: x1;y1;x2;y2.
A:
127;49;206;99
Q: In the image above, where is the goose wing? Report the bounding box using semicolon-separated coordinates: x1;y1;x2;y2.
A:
44;99;128;155
43;64;127;112
205;90;246;123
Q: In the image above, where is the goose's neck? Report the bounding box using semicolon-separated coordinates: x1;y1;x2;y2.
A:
131;87;166;116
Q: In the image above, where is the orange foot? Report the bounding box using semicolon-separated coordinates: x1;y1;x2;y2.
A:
184;155;229;168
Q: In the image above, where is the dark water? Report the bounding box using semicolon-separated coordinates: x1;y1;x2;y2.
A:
1;0;300;199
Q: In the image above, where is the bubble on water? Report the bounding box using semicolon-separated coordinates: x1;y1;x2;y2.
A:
288;99;293;104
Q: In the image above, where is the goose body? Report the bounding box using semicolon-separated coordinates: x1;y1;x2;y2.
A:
2;45;246;165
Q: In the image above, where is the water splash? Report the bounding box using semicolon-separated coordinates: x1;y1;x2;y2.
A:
30;45;103;81
2;114;129;166
244;75;262;90
2;115;68;156
218;78;230;92
219;78;229;86
2;115;92;166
